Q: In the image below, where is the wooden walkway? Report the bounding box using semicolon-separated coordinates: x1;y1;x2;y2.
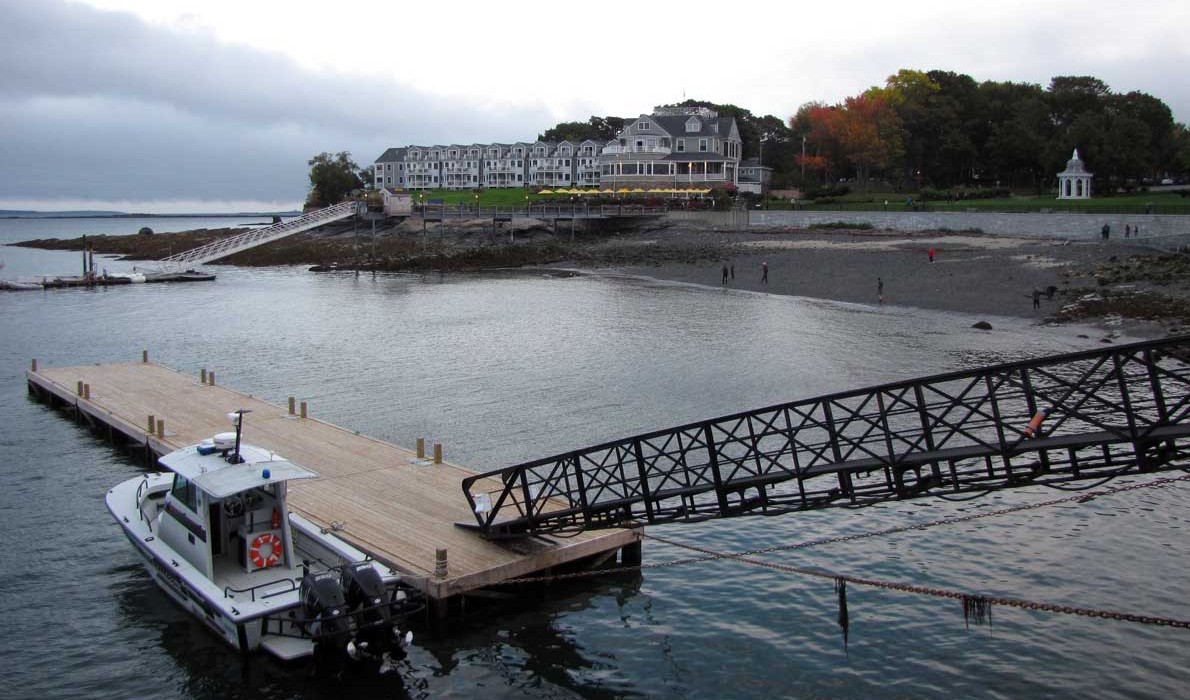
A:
26;358;639;602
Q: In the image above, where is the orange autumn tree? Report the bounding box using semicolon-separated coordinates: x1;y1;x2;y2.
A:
792;95;903;190
791;102;843;183
832;92;904;190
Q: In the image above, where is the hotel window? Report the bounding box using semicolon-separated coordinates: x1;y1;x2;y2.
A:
686;118;700;132
677;140;685;152
699;139;708;152
638;121;650;130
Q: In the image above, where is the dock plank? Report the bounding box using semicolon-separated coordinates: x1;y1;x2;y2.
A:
29;361;638;599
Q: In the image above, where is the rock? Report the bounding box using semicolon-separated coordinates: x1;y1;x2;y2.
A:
972;321;993;330
138;227;153;235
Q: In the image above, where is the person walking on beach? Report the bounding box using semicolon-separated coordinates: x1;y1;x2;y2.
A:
877;277;884;304
761;261;768;284
1101;223;1110;240
1125;224;1131;238
722;263;729;285
730;262;735;280
1032;287;1041;310
928;248;935;263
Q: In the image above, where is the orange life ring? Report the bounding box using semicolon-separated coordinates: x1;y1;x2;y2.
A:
249;532;283;569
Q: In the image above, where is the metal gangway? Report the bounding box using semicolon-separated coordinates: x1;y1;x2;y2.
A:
153;201;361;273
461;337;1190;538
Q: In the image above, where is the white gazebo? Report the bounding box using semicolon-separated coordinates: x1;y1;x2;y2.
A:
1057;149;1093;199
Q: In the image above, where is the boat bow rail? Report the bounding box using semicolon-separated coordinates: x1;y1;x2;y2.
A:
152;201;361;274
460;337;1190;538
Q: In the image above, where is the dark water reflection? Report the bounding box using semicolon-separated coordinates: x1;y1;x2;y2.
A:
1;262;1187;699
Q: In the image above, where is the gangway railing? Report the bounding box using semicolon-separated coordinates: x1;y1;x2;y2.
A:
460;337;1190;538
153;201;360;273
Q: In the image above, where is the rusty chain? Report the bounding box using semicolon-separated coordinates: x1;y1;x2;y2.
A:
491;473;1190;628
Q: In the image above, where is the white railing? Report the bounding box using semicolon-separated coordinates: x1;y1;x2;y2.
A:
600;145;672;156
153;201;359;273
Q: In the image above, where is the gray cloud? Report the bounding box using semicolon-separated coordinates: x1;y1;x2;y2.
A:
0;0;553;209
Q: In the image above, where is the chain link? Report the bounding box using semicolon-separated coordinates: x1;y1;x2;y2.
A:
493;474;1190;628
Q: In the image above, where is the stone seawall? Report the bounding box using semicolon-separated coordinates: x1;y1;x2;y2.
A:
747;210;1190;242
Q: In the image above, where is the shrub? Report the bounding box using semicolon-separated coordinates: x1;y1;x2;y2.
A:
806;185;851;200
919;186;1011;201
809;221;874;230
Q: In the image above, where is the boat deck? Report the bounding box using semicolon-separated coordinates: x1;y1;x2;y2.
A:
27;359;639;601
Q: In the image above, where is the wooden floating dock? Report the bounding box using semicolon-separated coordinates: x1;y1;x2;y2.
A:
26;356;640;607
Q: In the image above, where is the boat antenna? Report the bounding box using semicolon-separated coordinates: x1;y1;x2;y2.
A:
228;409;252;464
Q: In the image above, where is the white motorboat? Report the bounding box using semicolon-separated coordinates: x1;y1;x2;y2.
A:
106;411;423;664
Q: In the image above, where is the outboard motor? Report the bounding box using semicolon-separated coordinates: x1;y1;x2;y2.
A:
342;562;399;660
300;571;351;666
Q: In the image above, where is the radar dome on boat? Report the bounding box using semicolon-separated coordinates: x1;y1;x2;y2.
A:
213;432;237;450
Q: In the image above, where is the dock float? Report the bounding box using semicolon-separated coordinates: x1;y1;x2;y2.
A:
26;356;641;610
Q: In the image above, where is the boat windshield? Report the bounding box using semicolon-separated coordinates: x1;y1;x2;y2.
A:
170;474;198;511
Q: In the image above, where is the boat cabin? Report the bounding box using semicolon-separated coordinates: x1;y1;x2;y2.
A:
155;432;317;581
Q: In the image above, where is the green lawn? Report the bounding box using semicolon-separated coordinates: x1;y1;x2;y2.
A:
403;188;548;207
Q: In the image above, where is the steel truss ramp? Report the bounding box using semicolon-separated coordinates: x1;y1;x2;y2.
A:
460;337;1190;538
152;201;360;273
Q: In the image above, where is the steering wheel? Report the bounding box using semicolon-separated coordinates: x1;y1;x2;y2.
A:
223;496;245;517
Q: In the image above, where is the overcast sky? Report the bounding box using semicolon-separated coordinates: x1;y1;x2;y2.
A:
2;0;1187;213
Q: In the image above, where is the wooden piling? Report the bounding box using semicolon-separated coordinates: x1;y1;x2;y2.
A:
77;380;84;396
416;437;425;459
156;418;164;437
200;368;207;384
148;414;155;432
208;372;215;386
288;397;295;415
31;359;37;372
434;548;448;577
300;401;307;419
83;383;91;400
142;350;148;363
433;443;443;465
621;540;643;566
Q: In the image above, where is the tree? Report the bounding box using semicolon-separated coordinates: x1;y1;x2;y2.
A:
791;101;845;184
359;165;376;189
833;93;904;190
1172;124;1190;176
307;151;362;207
538;116;625;143
1047;76;1111;131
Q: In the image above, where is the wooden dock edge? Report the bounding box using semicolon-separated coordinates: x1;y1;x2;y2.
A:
26;364;643;603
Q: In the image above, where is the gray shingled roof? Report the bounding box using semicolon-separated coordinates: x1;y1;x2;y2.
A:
374;147;406;163
644;114;737;139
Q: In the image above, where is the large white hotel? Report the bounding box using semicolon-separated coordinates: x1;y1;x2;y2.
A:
374;107;744;192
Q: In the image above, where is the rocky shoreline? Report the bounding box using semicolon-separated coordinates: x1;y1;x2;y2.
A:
15;217;1190;335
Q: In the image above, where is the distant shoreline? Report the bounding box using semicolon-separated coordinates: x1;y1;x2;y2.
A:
11;218;1190;335
0;212;300;220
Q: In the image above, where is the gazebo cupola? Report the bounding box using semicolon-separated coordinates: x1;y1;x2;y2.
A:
1057;148;1093;199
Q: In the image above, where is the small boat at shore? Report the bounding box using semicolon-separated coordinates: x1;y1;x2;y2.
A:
0;279;42;291
106;411;423;665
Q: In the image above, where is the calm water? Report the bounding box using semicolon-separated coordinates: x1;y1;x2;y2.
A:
1;230;1188;699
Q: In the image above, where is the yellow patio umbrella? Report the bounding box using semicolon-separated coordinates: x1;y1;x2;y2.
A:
616;188;631;194
538;189;554;195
